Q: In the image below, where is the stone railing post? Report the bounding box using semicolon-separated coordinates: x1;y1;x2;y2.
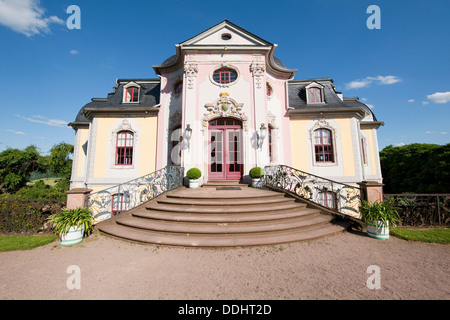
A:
65;188;93;209
358;181;384;203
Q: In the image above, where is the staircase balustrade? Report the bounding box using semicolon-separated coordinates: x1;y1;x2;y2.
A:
263;165;361;218
86;166;184;222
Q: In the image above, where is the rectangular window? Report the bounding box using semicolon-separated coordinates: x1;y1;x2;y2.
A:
116;131;134;165
111;193;129;215
314;129;334;163
124;87;139;103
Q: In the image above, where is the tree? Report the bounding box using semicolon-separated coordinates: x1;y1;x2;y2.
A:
46;142;74;180
380;143;450;193
0;145;47;193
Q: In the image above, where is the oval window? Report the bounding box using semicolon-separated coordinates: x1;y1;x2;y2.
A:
221;33;232;40
213;68;237;84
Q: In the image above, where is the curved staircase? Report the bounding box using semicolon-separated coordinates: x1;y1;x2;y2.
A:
97;182;347;247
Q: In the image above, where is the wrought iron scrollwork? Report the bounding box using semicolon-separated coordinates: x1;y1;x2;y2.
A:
86;166;184;222
263;165;361;218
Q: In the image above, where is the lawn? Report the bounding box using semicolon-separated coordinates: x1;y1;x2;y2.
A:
0;235;58;252
390;228;450;244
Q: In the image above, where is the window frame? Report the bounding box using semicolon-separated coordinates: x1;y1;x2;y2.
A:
115;130;134;166
111;193;129;215
211;66;239;87
318;191;338;210
123;82;140;103
313;128;335;163
305;82;325;104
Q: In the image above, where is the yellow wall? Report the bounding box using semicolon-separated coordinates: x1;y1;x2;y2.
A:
362;128;377;176
93;118;116;178
92;116;158;179
334;118;355;177
137;116;158;176
76;128;89;177
289;119;309;171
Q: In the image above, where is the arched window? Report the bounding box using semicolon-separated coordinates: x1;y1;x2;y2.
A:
124;86;139;103
213;68;237;84
111;193;129;215
115;130;134;165
307;87;323;103
314;128;334;163
268;126;274;162
318;191;337;210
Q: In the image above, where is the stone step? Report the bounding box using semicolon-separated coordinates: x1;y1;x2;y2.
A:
158;195;295;206
146;201;305;214
98;222;345;247
166;188;280;199
132;207;320;223
116;214;332;234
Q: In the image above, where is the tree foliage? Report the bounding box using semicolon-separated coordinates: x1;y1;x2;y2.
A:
380;143;450;194
46;143;74;180
0;145;47;193
0;143;73;195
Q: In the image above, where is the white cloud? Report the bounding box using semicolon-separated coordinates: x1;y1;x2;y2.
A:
421;101;430;105
427;92;450;104
441;132;448;135
425;131;435;134
0;0;64;37
16;114;68;127
6;129;27;136
366;104;375;109
395;142;405;147
70;49;79;55
408;99;415;103
345;75;402;90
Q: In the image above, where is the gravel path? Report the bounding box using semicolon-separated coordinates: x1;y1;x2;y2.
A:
0;230;448;300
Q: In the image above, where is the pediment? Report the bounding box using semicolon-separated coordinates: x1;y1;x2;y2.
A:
180;20;272;48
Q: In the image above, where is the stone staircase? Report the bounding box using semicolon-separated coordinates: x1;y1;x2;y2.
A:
97;181;347;247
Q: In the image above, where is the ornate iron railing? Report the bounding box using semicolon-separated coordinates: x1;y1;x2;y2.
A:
263;165;361;218
86;166;184;222
383;194;450;227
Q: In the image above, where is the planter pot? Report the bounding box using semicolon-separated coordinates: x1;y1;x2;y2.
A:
189;179;199;189
60;226;84;246
251;178;262;188
366;221;389;240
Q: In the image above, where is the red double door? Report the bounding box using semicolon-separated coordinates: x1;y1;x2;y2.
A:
208;118;243;180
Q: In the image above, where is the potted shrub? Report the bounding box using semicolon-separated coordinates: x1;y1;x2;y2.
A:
360;200;400;240
186;168;202;188
249;167;264;188
48;207;95;246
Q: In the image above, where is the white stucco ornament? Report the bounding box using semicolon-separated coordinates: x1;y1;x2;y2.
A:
202;92;248;130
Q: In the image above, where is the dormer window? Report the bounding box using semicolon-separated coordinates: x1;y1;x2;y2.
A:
123;82;140;103
305;82;324;104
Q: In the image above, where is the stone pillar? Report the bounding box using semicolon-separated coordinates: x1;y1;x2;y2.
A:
65;188;93;209
358;181;384;203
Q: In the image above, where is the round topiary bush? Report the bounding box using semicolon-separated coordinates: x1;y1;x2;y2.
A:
249;167;264;179
186;168;202;180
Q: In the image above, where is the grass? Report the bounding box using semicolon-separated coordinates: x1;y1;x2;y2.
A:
390;227;450;244
0;235;58;252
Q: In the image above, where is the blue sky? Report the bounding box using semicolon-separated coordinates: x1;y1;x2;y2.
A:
0;0;449;154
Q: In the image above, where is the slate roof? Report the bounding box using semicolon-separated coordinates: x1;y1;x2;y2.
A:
287;79;377;121
70;80;161;126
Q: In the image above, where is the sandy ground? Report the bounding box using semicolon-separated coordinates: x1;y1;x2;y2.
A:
0;229;448;300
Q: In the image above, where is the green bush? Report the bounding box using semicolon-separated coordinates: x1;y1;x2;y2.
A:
249;167;264;179
48;207;94;236
186;168;202;180
360;200;401;227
